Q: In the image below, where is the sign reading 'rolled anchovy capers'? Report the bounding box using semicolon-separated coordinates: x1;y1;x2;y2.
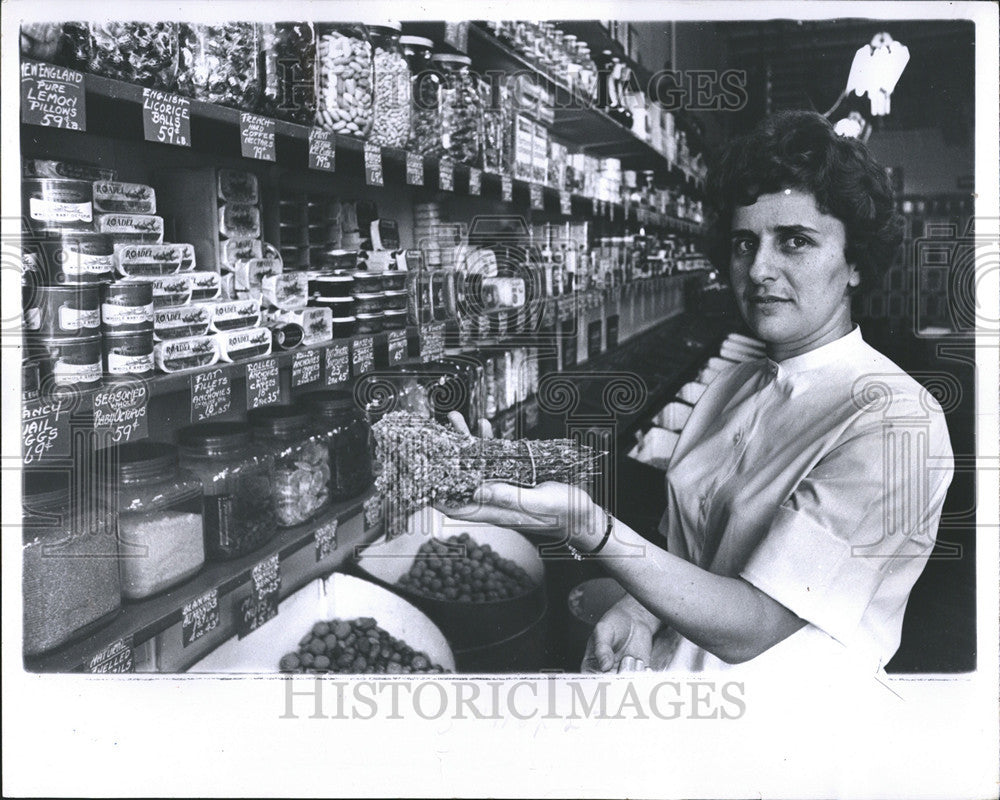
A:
246;357;281;410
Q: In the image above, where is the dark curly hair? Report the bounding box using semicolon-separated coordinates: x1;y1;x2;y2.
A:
706;111;902;289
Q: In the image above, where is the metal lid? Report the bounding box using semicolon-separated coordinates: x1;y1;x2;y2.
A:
113;441;179;482
177;422;252;456
430;53;472;66
400;35;434;48
247;405;313;439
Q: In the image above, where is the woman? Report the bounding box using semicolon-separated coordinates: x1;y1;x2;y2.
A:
446;111;954;678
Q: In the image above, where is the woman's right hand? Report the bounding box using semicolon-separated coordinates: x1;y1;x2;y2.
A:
581;600;656;673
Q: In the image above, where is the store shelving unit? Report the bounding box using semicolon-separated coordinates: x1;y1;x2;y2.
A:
20;22;712;673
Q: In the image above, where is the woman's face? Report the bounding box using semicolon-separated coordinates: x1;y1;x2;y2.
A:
730;189;860;361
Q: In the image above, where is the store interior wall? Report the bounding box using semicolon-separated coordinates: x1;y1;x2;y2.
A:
865;126;974;195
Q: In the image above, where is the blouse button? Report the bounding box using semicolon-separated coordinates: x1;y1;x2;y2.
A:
733;431;743;445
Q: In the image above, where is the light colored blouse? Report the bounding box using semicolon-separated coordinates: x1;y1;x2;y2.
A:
654;327;954;677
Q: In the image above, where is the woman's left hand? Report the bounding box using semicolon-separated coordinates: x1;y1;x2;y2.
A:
442;480;604;544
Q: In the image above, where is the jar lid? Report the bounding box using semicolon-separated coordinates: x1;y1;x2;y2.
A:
248;405;313;439
23;469;70;509
369;21;402;32
431;53;472;66
177;422;252;455
298;389;359;419
113;441;179;482
400;35;434;48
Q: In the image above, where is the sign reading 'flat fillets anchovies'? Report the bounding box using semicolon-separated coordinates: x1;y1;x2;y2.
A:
21;60;86;130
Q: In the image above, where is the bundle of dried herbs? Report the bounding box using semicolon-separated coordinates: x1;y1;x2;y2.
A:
372;412;603;517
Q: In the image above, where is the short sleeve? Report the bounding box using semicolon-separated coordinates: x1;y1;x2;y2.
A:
740;401;954;646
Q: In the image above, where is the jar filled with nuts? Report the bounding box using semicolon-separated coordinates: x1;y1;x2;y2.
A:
430;54;483;166
314;23;374;140
260;22;315;123
248;405;332;528
176;23;262;110
366;23;411;149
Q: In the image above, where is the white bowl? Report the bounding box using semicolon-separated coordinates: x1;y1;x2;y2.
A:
188;572;456;673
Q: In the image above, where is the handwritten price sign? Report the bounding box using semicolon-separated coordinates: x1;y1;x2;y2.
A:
21;60;86;131
191;368;232;422
246;358;281;410
364;142;384;186
182;589;220;647
93;383;149;445
142;89;190;147
308;127;336;172
240;113;276;161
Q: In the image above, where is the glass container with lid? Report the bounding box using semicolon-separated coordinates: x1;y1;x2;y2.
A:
298;390;374;502
260;22;316;123
106;441;205;601
22;469;121;656
62;22;179;89
177;422;277;561
176;23;262;110
367;23;411;148
248;405;332;527
430;53;482;165
314;23;374;138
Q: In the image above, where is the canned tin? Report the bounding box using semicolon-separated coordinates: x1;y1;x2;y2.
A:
330;316;356;338
101;281;154;332
308;273;355;298
355;311;383;334
103;329;154;380
35;334;103;386
23;284;101;337
269;322;304;350
22;179;93;227
382;308;407;330
37;231;115;284
23;358;42;402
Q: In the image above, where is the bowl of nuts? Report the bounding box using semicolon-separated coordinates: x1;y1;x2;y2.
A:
355;508;548;664
188;572;454;673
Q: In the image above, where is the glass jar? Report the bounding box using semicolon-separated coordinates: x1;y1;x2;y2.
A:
22;469;121;657
314;23;373;139
176;23;261;110
431;54;482;165
108;442;205;601
480;74;510;175
401;35;434;152
367;23;411;148
260;22;315;123
248;405;331;527
78;23;179;88
298;390;374;502
177;422;277;561
20;23;63;61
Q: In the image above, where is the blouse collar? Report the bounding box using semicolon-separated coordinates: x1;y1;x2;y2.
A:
764;326;865;376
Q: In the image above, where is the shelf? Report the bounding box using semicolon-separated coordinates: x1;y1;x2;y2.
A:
24;488;382;673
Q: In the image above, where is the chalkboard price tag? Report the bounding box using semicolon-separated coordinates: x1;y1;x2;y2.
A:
406;152;424;186
314;518;339;563
325;342;350;385
363;494;384;531
182;589;220;647
351;335;376;377
93;382;149;445
468;167;482;196
252;553;281;597
238;593;279;639
191;368;232;422
530;183;544;210
20;60;86;131
559;190;572;216
419;322;445;361
439;158;454;192
87;636;134;674
22;397;73;465
246;357;281;410
501;174;513;203
364;142;384;186
240;113;276;161
387;329;409;365
292;348;321;387
142;88;190;147
308;127;336;172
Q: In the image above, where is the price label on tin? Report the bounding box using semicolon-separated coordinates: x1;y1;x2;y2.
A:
406;152;424;186
191;368;232;422
501;175;513;203
439;158;454;192
364;142;384;186
387;329;409;365
20;60;86;131
142;88;190;147
325;342;350;385
530;183;544;210
559;190;572;216
314;518;339;563
87;636;134;673
240;113;276;162
468;167;482;196
308;127;336;172
292;348;321;387
246;357;281;410
182;589;220;647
